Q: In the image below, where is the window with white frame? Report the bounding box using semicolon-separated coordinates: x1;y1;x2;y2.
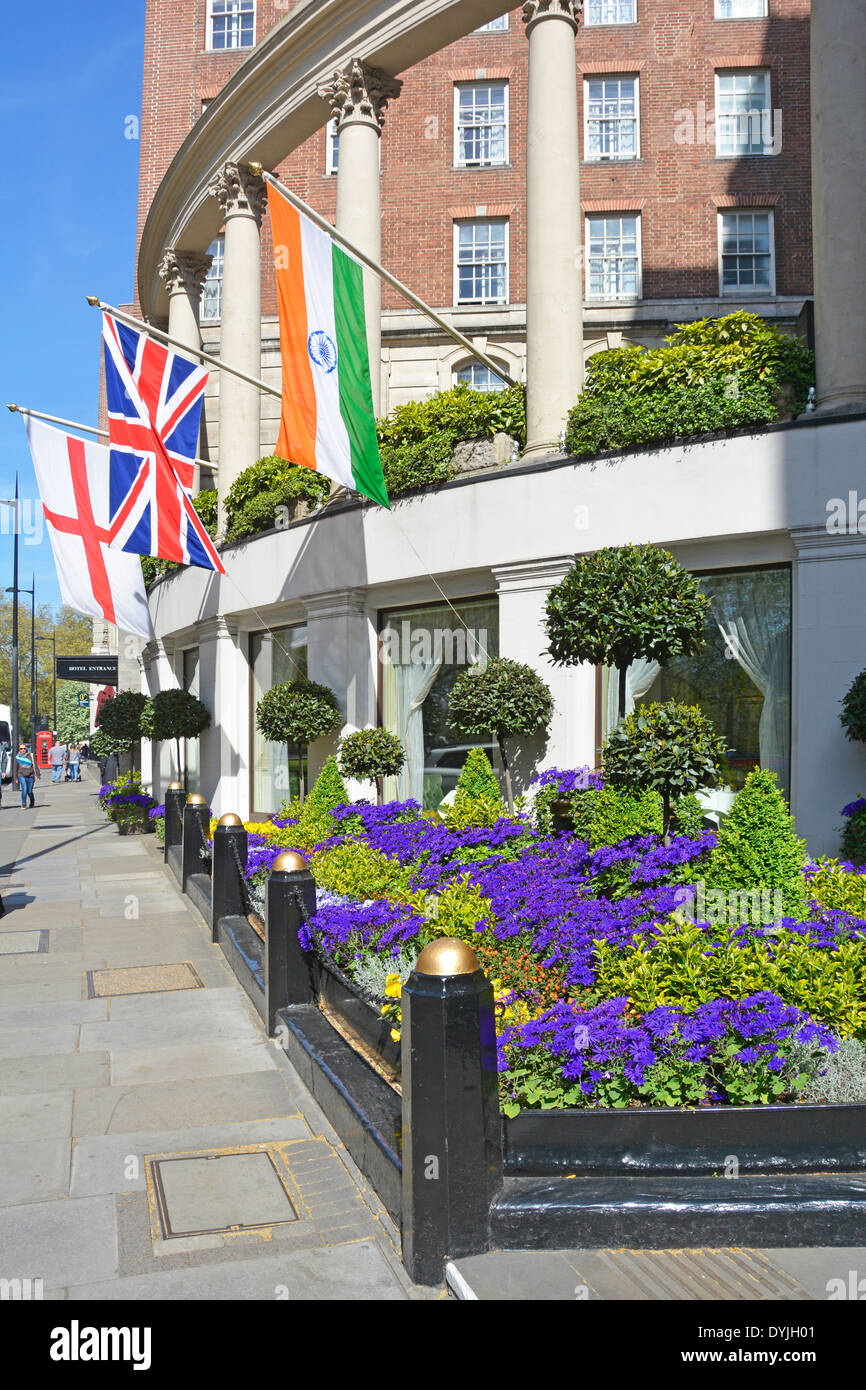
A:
475;15;508;30
454;220;509;305
584;0;636;24
201;237;225;321
455;83;509;167
716;70;773;156
585;76;639;160
719;211;775;294
586;214;641;300
715;0;767;17
454;361;508;392
208;0;255;51
326;118;339;174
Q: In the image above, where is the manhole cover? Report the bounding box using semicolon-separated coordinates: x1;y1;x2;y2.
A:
149;1151;299;1237
0;930;48;955
86;962;204;997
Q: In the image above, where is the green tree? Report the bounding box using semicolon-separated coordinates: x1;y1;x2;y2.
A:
55;683;91;743
338;728;405;803
255;678;342;803
706;767;808;920
97;691;148;773
841;670;866;744
448;658;553;813
603;701;726;843
545;545;710;720
141;689;211;786
0;602;93;736
298;755;351;843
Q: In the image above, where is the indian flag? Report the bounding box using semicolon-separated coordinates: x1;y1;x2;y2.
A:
268;182;389;509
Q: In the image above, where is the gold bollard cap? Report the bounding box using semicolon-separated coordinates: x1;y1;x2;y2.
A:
217;812;242;827
272;850;308;873
167;781;183;791
414;938;479;977
186;793;207;806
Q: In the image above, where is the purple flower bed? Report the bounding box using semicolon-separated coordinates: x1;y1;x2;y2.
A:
531;766;605;794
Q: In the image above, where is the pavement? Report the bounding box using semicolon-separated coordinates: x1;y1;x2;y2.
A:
1;773;864;1304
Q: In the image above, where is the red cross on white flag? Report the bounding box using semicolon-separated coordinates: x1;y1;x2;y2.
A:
24;415;154;641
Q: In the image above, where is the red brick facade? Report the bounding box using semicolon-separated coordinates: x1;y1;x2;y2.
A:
136;1;812;321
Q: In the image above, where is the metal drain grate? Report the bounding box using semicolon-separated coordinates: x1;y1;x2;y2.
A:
85;962;204;998
148;1150;299;1238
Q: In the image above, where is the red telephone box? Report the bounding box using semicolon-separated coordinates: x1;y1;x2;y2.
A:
36;731;54;770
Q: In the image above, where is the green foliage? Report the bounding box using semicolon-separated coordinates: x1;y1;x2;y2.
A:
338;728;405;783
841;805;866;865
449;658;553;745
706;768;808;920
670;792;706;838
224;456;330;543
91;726;127;759
377;383;526;496
255;678;341;753
545;545;709;686
442;793;508;831
603;701;726;838
55;682;90;742
311;840;417;904
297;755;351;845
425;875;493;937
453;747;502;804
140;689;210;742
841;670;866;744
564;312;815;458
588;785;663;849
797;1037;866;1105
809;859;866;916
594;921;866;1040
96;690;147;745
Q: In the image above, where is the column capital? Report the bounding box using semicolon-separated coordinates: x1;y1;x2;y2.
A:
197;615;240;643
209;162;267;225
303;588;368;623
522;0;582;33
158;248;213;299
318;59;402;133
493;556;577;594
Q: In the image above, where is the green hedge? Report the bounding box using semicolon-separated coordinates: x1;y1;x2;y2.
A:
378;382;526;496
223;456;330;542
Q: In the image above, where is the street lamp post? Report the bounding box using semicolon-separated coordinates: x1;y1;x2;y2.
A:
0;477;20;760
36;631;56;732
7;577;34;743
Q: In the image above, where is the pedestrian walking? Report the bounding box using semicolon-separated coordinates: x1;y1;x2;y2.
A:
50;740;67;784
15;742;40;809
69;743;81;782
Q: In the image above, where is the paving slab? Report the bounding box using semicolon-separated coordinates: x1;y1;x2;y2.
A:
0;1052;110;1094
0;1090;74;1140
0;998;107;1027
0;1193;118;1291
108;1040;278;1087
79;1008;262;1053
0;1024;80;1059
0;1138;70;1205
71;1070;305;1137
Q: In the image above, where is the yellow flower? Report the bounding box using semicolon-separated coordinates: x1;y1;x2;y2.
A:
390;1029;401;1043
384;973;402;999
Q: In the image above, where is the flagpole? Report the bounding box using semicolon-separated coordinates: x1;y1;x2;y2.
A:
250;166;518;389
85;298;282;402
6;404;218;474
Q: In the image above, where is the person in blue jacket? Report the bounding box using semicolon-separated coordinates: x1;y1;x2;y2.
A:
15;742;40;809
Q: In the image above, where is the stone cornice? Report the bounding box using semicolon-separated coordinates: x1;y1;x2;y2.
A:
303;589;369;621
493;556;576;592
197;615;241;641
318;59;402;131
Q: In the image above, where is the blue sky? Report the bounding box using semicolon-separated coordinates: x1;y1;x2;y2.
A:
0;2;145;612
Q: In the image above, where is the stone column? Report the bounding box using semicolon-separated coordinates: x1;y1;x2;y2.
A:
197;616;247;819
810;0;866;414
494;558;596;792
522;1;583;459
319;60;402;417
139;643;155;794
209;163;266;532
147;640;178;801
304;589;375;791
157;249;212;492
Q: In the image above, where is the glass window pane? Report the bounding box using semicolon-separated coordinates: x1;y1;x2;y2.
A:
250;626;308;813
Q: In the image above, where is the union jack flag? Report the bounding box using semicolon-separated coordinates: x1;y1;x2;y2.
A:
102;312;224;573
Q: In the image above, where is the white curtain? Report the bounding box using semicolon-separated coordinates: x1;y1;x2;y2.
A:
714;599;789;782
387;655;444;802
602;657;661;741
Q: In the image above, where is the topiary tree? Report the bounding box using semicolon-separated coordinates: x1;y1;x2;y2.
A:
706;768;808;921
96;690;148;773
841;670;866;744
448;658;554;813
603;701;726;843
255;678;341;803
298;754;351;845
338;728;405;804
55;682;91;744
545;545;710;721
140;689;211;788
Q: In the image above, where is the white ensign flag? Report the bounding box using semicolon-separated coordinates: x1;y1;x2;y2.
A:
24;416;154;641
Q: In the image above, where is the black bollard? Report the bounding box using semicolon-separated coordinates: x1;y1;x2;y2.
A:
164;783;186;864
211;814;249;942
264;852;317;1034
401;938;503;1287
182;795;211;892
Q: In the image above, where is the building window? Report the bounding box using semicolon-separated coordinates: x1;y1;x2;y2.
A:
715;70;773;156
454;220;509;305
207;0;255;51
719;211;775;294
475;15;508;31
380;599;500;807
584;0;636;24
455;83;509;167
715;0;767;16
601;566;792;798
326;118;339;174
585;76;639;161
455;361;508;392
250;625;308;813
200;237;224;321
182;648;200;795
586;214;641;301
